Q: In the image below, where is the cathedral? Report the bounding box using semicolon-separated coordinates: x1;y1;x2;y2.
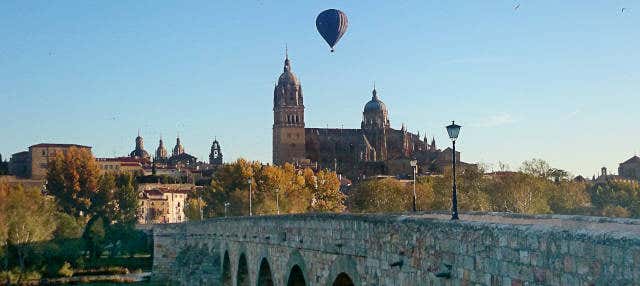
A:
272;53;473;180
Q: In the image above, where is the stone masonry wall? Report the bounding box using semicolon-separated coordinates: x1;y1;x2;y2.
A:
152;212;640;285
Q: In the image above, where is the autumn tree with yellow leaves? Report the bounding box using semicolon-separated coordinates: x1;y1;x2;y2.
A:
202;159;345;217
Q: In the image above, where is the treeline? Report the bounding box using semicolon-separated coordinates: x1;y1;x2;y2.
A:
0;148;150;284
349;159;640;218
193;158;640;219
189;159;346;220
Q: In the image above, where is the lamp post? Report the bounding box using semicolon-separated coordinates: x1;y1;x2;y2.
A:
275;188;280;215
248;178;253;216
224;202;230;218
446;121;461;220
410;160;418;212
199;192;203;221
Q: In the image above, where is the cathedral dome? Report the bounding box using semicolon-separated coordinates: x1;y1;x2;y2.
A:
364;88;387;113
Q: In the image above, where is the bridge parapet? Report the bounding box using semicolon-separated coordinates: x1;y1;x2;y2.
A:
153;212;640;285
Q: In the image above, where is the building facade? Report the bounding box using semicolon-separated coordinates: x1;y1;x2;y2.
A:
137;183;195;224
96;157;144;174
619;156;640;181
272;54;473;179
10;143;92;179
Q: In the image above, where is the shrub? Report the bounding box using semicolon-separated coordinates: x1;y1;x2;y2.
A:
57;261;74;278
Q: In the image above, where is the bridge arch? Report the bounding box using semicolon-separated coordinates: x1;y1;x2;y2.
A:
325;256;360;286
237;253;250;286
221;250;232;286
332;273;355;286
256;257;274;286
285;250;308;286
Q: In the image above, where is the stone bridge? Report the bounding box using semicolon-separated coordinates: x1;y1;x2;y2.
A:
152;212;640;285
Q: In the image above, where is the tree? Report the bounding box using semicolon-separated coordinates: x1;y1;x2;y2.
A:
46;147;101;216
520;158;549;178
92;173;117;220
588;180;640;218
485;172;551;214
184;198;206;221
115;173;139;224
548;181;590;214
348;178;410;213
0;180;9;271
305;169;345;213
202;159;342;217
54;213;84;240
83;217;106;260
3;185;57;282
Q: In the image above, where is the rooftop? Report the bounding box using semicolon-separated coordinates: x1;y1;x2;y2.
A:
30;143;92;149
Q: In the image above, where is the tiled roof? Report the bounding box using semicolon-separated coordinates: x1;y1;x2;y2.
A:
96;157;143;163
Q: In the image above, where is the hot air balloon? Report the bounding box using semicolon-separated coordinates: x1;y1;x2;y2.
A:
315;9;348;52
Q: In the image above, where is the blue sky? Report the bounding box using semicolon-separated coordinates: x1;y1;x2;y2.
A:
1;1;638;177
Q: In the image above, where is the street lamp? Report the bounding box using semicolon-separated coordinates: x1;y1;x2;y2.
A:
248;178;253;216
275;188;280;215
410;160;418;212
224;202;230;218
446;121;461;220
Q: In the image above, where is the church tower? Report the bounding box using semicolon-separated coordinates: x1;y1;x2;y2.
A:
209;139;223;166
273;51;305;165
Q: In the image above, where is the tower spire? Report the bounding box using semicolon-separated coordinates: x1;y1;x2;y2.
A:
372;82;378;100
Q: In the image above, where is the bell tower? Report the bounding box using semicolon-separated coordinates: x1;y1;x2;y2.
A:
273;51;305;165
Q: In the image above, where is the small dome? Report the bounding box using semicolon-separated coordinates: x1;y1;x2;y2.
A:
130;149;150;159
364;88;387;113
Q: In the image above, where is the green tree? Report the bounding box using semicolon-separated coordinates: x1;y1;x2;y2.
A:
485;172;551;214
548;181;590;214
428;169;490;212
92;173;117;220
3;185;57;282
588;180;640;217
184;197;206;221
83;217;106;260
348;178;410;213
115;173;139;224
46;147;101;216
54;213;84;240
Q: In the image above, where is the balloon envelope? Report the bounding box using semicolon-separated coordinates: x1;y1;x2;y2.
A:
315;9;348;52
